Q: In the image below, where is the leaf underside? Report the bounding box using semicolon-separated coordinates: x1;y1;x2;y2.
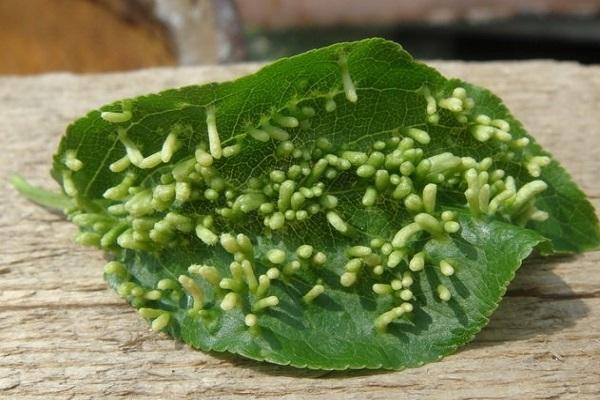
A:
46;38;598;370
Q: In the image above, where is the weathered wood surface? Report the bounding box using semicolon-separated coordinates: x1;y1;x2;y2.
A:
1;61;599;399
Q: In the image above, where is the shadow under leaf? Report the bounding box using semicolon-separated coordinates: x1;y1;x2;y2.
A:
468;255;589;347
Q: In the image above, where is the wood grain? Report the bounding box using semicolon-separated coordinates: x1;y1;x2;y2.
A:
1;61;599;399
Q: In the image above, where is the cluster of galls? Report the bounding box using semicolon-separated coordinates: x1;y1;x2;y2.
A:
103;235;330;333
63;72;552;334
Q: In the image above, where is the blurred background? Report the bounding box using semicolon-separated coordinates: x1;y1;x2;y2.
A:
2;0;600;75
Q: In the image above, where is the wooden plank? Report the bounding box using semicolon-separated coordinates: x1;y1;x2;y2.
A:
1;61;599;399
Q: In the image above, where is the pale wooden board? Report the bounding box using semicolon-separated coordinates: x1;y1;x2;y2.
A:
1;61;599;399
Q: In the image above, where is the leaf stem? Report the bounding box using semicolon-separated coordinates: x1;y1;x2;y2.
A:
10;175;73;211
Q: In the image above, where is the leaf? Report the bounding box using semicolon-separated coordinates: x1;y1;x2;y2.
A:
106;213;542;369
40;38;598;370
453;80;600;254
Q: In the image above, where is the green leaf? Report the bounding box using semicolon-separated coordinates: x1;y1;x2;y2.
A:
453;80;600;254
106;214;542;369
39;38;599;369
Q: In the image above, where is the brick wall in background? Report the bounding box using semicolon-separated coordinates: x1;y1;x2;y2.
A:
2;0;600;74
237;0;600;29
